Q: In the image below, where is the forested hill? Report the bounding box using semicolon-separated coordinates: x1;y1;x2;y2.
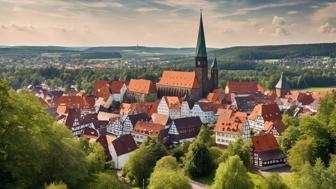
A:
209;43;336;60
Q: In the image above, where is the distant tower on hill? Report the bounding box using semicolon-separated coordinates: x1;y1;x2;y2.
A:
275;72;290;98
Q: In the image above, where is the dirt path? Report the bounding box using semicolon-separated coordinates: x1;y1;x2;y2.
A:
189;179;209;189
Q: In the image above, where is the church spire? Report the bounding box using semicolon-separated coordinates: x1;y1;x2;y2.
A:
211;57;218;70
196;10;207;58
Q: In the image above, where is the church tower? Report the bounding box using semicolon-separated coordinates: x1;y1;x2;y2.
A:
275;72;290;98
211;57;218;90
195;11;209;97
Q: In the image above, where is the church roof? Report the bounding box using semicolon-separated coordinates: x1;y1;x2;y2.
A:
127;79;157;94
211;57;218;69
196;12;207;58
158;71;200;89
276;72;290;89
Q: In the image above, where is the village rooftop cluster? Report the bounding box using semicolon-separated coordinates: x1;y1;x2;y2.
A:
27;13;335;172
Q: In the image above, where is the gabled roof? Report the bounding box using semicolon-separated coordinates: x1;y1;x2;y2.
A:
112;134;137;156
263;120;287;135
120;102;154;115
128;113;151;125
127;79;156;94
64;108;81;129
93;80;111;98
151;113;172;126
158;71;200;89
195;12;207;58
53;95;95;110
163;96;182;109
275;72;290;89
251;134;280;153
133;121;166;137
286;92;315;105
214;111;248;135
195;101;216;112
172;117;202;130
226;81;265;95
249;103;282;121
110;81;124;94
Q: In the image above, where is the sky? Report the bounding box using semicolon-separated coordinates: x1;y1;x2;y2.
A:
0;0;336;48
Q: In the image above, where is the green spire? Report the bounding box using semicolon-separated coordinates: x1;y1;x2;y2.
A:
276;72;290;89
196;11;207;58
211;57;218;69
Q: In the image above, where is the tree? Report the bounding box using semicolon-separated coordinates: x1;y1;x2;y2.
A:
88;172;123;189
45;182;68;189
122;138;167;186
261;173;288;189
184;142;213;178
195;125;215;147
279;126;301;153
288;137;316;171
148;156;191;189
211;155;253;189
219;138;251;169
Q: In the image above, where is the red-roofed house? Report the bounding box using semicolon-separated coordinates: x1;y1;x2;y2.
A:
251;134;286;170
191;101;217;124
132;121;169;144
263;120;287;138
225;81;265;103
157;96;182;119
214;111;250;146
125;79;157;103
53;95;95;111
97;134;137;169
248;103;282;132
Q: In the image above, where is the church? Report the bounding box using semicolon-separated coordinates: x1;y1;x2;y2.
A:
156;12;218;100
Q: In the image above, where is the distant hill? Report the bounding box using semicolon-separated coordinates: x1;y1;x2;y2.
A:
209;43;336;60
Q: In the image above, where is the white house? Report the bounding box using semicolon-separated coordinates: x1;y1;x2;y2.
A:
167;117;202;144
106;113;151;136
214;111;250;146
190;102;217;124
97;134;137;169
157;96;182;120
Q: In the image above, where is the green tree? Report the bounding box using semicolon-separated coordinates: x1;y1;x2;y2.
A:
122;138;167;186
184;142;213;178
148;156;191;189
219;138;251;169
195;125;215;147
211;155;253;189
88;172;123;189
279;126;301;153
45;182;68;189
288;137;316;171
261;173;288;189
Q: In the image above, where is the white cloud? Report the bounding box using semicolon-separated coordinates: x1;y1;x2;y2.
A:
272;27;289;36
287;10;298;15
272;16;286;26
258;27;265;35
319;22;336;33
136;7;160;13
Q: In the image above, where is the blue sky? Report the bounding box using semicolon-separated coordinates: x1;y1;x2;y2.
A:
0;0;336;47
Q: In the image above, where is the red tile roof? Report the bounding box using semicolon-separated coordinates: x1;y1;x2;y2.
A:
120;102;153;115
127;79;157;94
207;89;226;105
214;111;247;135
53;95;95;110
249;103;282;121
164;96;182;108
110;81;124;94
226;81;265;95
263;120;287;135
251;134;280;153
197;101;216;112
151;113;171;125
133;121;166;137
93;80;111;98
158;71;200;89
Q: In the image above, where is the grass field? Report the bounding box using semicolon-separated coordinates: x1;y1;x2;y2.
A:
292;86;336;92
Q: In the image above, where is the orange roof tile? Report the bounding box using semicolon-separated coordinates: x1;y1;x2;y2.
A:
158;71;200;89
93;80;111;98
151;113;171;125
214;111;248;135
263;120;287;135
133;121;166;137
110;81;124;94
164;96;182;108
252;134;279;153
127;79;157;94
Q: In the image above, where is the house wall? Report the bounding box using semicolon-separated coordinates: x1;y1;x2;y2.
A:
249;116;264;132
191;105;216;124
109;144;134;170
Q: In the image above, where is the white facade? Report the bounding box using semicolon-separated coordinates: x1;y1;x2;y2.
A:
132;133;148;144
215;121;250;146
108;143;134;169
106;115;133;136
157;98;181;120
249;116;265;132
181;101;191;118
190;104;216;124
